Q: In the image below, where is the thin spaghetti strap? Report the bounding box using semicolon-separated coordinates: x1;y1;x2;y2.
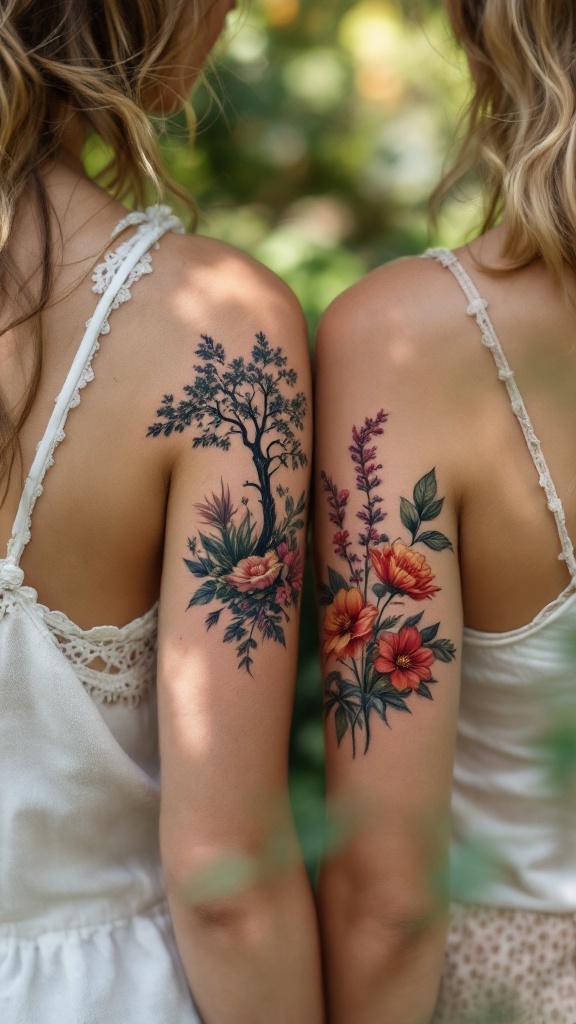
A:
424;247;576;579
1;206;183;585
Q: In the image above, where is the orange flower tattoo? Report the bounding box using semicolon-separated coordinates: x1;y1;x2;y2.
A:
369;541;441;601
321;415;456;754
323;588;378;660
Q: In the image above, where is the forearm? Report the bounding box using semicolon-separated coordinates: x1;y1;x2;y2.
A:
319;865;447;1024
167;862;324;1024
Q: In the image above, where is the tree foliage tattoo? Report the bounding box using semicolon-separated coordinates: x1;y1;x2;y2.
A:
148;332;307;673
321;410;456;755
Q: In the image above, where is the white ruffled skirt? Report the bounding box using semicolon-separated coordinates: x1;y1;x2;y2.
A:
0;900;200;1024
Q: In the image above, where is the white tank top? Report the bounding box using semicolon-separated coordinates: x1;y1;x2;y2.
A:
427;248;576;914
0;206;201;1023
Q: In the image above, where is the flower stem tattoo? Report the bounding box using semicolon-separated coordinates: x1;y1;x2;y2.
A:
321;410;456;755
147;332;307;674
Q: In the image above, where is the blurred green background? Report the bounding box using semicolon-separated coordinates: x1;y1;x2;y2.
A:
160;0;482;874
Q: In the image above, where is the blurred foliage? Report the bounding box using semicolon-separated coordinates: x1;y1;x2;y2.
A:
153;0;482;878
161;0;481;334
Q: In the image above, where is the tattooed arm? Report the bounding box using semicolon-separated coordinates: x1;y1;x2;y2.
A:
314;260;464;1024
152;241;322;1023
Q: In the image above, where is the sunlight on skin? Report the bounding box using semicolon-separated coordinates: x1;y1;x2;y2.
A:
386;337;416;366
161;643;215;756
180;796;301;903
168;249;294;327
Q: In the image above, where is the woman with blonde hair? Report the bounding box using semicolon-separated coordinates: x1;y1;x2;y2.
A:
315;1;576;1020
0;2;323;1022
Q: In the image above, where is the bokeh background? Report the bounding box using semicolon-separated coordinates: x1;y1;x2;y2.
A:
160;0;484;874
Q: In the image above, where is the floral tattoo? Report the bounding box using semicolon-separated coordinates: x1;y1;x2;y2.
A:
321;410;456;755
148;332;307;674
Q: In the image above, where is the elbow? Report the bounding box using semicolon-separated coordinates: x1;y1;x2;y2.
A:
347;904;438;972
319;857;444;973
331;900;437;973
172;889;269;948
162;840;304;948
164;848;259;930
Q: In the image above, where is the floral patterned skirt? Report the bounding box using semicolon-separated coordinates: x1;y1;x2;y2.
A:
433;903;576;1023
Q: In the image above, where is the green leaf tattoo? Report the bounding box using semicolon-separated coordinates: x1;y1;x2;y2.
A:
321;410;457;755
401;467;453;549
148;332;307;675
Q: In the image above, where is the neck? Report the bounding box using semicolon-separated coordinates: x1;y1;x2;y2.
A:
53;107;88;176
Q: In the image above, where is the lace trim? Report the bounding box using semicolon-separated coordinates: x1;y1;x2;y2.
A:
94;210;179;337
0;205;183;706
0;563;157;705
41;602;158;706
89;243;153;337
13;427;67;551
424;248;576;579
109;204;184;242
5;205;183;562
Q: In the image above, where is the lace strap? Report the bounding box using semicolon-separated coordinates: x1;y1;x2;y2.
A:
424;247;576;578
5;206;183;569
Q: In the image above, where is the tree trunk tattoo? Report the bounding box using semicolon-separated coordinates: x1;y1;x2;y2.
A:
147;332;307;674
321;410;456;755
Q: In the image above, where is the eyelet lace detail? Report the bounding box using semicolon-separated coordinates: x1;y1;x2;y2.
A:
424;247;576;582
6;206;183;569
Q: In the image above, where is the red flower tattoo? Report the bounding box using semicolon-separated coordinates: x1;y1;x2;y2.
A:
375;626;435;691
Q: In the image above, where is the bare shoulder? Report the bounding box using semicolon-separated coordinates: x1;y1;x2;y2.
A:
146;232;306;349
316;254;474;382
129;232;311;464
314;254;490;506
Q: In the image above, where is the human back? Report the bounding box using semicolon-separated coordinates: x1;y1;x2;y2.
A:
0;2;323;1023
0;174;168;629
0;173;288;632
434;0;576;634
395;226;576;636
0;0;202;628
315;2;576;1022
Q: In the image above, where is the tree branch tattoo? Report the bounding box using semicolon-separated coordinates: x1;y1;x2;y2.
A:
321;410;456;755
148;332;307;674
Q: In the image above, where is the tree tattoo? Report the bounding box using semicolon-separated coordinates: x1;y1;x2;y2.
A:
321;410;456;755
147;332;307;673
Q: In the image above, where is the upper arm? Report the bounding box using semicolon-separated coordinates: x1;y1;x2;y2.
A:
151;247;311;887
314;261;463;906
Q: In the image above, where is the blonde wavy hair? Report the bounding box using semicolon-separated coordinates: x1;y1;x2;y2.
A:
0;0;202;492
436;0;576;280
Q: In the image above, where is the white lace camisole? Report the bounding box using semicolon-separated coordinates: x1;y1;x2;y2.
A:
0;206;202;1023
426;248;576;914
